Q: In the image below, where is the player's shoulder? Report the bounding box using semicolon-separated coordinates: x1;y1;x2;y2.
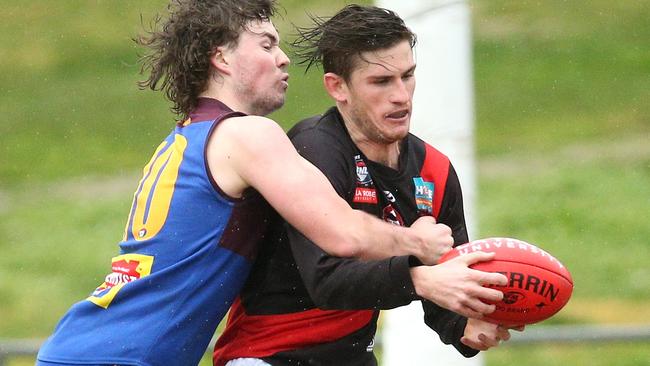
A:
287;114;322;138
287;108;355;165
222;114;279;128
288;107;347;143
408;133;449;161
218;115;285;142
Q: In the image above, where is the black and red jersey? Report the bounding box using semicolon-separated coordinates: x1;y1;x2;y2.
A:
213;107;479;365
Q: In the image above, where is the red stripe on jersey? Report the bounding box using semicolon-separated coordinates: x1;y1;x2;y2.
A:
419;144;450;218
213;297;374;366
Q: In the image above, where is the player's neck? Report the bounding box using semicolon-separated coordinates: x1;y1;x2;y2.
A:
200;82;256;116
341;117;401;169
352;136;401;170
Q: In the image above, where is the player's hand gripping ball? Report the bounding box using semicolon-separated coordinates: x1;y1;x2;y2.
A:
438;237;573;326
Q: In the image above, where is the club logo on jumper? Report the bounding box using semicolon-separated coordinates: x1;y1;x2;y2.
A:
353;155;378;204
382;204;404;226
87;253;154;309
354;155;373;185
413;177;434;215
383;190;396;203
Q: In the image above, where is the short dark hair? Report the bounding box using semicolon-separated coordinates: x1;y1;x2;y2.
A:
136;0;278;120
292;4;416;81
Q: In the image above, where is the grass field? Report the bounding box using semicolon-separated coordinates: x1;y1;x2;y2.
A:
1;0;649;365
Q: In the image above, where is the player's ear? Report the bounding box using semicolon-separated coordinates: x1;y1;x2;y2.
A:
210;46;231;75
323;72;348;103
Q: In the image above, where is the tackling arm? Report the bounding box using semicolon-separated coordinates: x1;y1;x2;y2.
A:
206;115;440;261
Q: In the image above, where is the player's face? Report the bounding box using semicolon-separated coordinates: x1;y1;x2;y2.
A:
343;40;415;144
228;20;290;116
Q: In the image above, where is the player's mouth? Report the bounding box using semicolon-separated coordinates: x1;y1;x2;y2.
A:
280;74;289;89
385;109;410;122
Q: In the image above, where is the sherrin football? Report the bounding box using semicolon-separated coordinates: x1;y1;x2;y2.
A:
438;237;573;326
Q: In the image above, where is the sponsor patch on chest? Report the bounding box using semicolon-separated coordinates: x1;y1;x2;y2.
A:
413;177;434;215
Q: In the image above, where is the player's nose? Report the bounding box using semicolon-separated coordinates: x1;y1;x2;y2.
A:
277;47;290;68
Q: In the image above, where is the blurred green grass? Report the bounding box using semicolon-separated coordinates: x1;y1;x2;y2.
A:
488;342;650;366
1;0;649;365
0;0;352;186
473;0;649;156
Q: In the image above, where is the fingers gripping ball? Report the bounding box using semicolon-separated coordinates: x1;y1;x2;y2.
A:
438;238;573;326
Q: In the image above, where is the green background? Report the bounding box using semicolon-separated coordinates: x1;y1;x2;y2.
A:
1;0;648;365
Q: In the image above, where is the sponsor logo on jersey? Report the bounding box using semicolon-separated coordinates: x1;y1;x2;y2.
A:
413;177;434;215
382;204;404;226
354;155;373;186
87;253;154;309
352;155;378;205
353;187;378;204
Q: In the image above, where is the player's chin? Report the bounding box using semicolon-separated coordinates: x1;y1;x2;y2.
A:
390;122;410;136
385;129;409;143
260;96;286;116
273;96;286;110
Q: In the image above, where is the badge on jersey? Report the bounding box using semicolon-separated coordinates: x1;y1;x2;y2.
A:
382;204;404;226
354;187;378;204
413;177;434;215
353;155;378;204
87;253;154;309
354;155;373;185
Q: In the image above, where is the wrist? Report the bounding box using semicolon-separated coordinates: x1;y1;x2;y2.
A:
400;227;426;259
408;266;426;298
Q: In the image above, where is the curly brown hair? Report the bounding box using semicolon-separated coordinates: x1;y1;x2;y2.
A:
136;0;278;120
292;4;416;82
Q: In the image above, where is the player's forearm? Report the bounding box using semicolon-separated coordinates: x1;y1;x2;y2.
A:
307;257;417;310
346;211;441;263
339;211;407;259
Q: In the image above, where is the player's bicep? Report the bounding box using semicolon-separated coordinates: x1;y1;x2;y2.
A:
228;118;356;256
